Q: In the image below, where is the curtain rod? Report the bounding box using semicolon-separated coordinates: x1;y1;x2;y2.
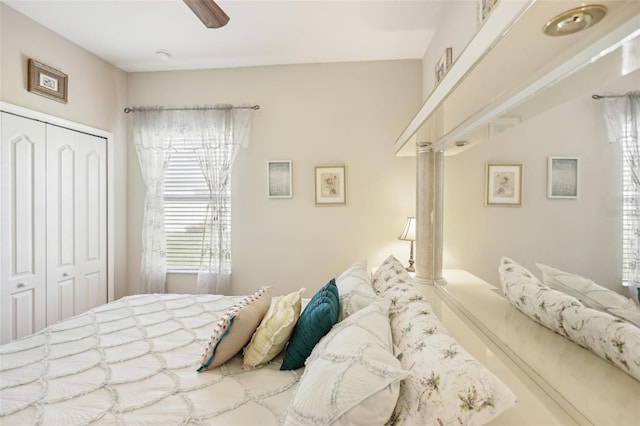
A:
592;94;628;100
124;105;260;113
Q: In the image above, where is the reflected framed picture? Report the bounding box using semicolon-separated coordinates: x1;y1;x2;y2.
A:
27;59;68;103
267;160;292;198
435;47;452;86
314;165;346;206
548;157;578;199
478;0;499;25
485;163;522;206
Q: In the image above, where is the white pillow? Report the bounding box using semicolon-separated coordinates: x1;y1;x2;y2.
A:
284;300;408;426
537;263;640;328
335;260;380;320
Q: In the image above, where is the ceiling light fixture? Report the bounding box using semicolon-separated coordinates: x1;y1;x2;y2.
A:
155;50;173;61
543;4;607;36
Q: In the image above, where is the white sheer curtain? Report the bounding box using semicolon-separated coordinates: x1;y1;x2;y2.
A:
132;105;251;295
190;106;252;294
132;108;174;293
604;92;640;300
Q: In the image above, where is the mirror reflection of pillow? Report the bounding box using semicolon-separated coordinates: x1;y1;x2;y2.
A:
537;263;640;328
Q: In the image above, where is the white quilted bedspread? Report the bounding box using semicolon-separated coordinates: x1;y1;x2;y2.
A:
0;294;301;425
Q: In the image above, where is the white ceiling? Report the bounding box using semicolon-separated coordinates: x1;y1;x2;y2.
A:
4;0;450;73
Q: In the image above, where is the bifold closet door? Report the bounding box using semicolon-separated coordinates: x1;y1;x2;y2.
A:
46;125;107;325
0;113;47;344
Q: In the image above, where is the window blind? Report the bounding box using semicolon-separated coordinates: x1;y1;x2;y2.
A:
164;141;229;270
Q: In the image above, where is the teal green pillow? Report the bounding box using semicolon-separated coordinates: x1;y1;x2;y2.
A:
280;279;339;370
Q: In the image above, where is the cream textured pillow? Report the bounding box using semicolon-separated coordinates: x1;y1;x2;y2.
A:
243;288;304;368
537;263;640;327
284;300;408;426
335;260;380;320
198;287;271;371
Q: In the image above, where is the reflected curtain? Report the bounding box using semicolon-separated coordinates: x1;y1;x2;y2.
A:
132;108;174;294
604;92;640;299
190;106;251;294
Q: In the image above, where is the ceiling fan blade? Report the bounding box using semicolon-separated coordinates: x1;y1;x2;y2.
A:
183;0;230;29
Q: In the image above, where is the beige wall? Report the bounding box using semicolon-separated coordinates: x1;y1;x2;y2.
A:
443;70;639;291
0;4;129;299
127;61;419;296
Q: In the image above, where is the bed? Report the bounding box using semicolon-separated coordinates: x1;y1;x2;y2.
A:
0;256;517;425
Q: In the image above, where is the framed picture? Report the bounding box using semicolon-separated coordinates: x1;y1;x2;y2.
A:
435;47;452;86
314;165;346;206
485;163;522;206
27;59;68;103
267;160;292;198
548;157;578;199
478;0;499;25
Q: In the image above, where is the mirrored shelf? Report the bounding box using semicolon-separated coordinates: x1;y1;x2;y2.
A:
395;0;640;157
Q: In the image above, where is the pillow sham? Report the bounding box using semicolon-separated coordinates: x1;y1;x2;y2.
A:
335;260;380;320
498;257;582;337
242;288;305;368
389;299;517;425
537;263;640;328
284;300;409;426
372;255;423;311
280;279;339;370
198;287;271;371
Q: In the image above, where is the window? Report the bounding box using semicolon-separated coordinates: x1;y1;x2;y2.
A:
163;140;230;271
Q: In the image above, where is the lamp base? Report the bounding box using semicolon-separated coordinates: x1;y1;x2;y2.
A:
406;241;415;272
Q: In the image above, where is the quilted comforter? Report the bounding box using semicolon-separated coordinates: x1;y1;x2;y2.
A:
0;294;301;425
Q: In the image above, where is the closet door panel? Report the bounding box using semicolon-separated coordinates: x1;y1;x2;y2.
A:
57;278;75;321
58;145;76;266
11;290;36;340
77;133;107;313
1;112;47;344
46;125;107;324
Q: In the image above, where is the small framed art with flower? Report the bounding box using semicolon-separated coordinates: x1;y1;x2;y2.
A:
485;163;522;206
314;165;346;206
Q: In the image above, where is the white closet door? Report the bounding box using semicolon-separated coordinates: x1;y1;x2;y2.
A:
0;113;47;344
46;125;107;324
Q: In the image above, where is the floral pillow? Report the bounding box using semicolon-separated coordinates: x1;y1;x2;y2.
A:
498;257;582;337
388;299;517;425
285;300;408;426
561;304;640;382
372;255;423;311
335;260;380;320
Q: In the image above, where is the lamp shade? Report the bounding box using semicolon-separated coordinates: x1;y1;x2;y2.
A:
398;216;416;241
